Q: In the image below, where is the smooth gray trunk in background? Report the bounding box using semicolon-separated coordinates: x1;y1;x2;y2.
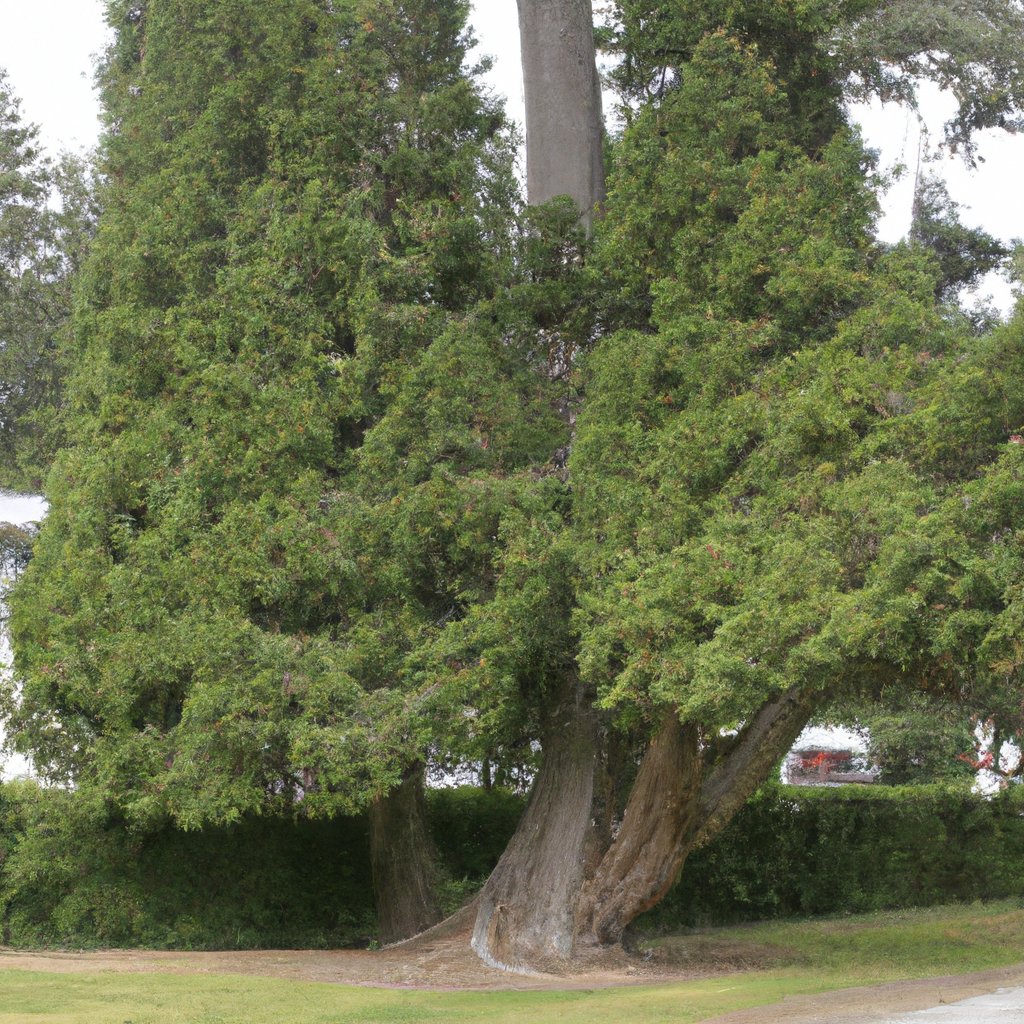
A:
517;0;606;231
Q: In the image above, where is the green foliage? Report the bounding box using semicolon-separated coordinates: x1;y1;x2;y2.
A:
569;22;1024;743
5;0;570;825
0;73;96;493
910;175;1010;303
0;782;522;949
834;0;1024;158
640;782;1024;930
0;522;36;580
605;0;1024;160
0;521;37;629
575;33;949;729
425;785;525;881
6;779;1022;950
0;780;377;948
843;690;978;785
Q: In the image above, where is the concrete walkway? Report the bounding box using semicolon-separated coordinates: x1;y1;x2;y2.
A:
886;987;1024;1022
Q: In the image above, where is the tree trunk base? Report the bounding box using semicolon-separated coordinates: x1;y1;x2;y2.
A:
369;764;443;944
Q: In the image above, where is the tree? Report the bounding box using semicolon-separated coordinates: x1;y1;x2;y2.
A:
0;73;96;494
0;521;37;628
909;174;1010;304
3;0;567;942
6;0;1024;972
608;0;1024;160
460;0;1024;969
833;0;1024;160
847;690;978;785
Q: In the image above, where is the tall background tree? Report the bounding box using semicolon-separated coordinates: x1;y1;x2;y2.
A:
3;0;569;941
517;0;605;229
0;72;96;494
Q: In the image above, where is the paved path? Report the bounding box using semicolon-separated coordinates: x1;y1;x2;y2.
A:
886;986;1024;1022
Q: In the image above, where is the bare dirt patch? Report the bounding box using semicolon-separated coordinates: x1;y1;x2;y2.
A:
0;914;673;993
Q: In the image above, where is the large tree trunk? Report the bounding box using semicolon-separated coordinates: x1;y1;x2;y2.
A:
469;685;816;969
517;0;606;232
470;677;598;971
369;764;442;944
574;714;702;946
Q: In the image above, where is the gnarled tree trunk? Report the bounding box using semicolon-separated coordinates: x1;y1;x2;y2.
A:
574;714;702;946
517;0;606;231
369;763;442;944
470;685;816;969
471;677;598;971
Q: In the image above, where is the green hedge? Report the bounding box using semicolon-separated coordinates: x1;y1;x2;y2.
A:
0;782;377;949
3;780;1023;949
0;783;521;950
639;783;1024;931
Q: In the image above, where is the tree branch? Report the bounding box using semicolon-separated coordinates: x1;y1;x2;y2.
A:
693;685;817;847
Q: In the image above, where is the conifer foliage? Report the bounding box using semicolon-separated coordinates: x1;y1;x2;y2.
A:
6;0;565;824
4;0;1024;968
0;74;94;492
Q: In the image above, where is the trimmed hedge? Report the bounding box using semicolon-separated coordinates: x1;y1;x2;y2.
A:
0;782;377;949
0;783;521;950
639;782;1024;931
2;780;1023;948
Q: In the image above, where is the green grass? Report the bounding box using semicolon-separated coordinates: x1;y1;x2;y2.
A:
3;901;1023;1024
644;899;1024;980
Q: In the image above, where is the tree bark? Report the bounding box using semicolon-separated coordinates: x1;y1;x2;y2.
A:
517;0;606;232
369;764;442;944
469;6;608;969
574;714;702;946
470;676;598;971
468;686;817;969
694;685;818;848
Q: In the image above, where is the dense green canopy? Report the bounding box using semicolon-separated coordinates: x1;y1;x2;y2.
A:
5;0;570;820
3;0;1024;962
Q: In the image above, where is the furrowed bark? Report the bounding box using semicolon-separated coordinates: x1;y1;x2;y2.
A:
470;676;598;972
575;713;702;946
469;686;817;966
517;0;606;231
369;764;442;944
694;686;817;847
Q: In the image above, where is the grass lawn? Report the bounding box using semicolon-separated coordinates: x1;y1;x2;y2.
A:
2;901;1023;1023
